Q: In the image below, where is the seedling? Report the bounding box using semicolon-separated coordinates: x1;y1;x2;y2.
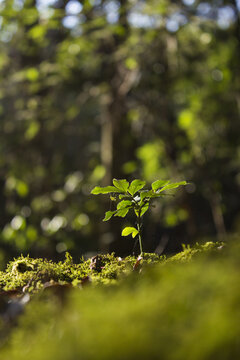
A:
91;179;187;255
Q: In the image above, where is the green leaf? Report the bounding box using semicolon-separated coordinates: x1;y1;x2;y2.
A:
140;190;153;202
117;200;132;210
158;181;187;192
103;211;116;221
140;203;149;217
91;186;122;195
128;179;146;196
112;179;129;193
152;180;170;191
122;226;139;238
114;208;130;218
119;194;132;200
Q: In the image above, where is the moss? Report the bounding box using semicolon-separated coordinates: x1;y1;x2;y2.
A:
165;241;223;263
0;239;239;360
0;241;223;294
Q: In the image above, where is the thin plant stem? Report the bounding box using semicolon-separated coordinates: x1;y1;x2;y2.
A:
137;214;143;255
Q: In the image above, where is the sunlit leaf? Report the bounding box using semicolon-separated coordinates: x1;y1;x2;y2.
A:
117;200;132;209
91;186;122;195
140;190;153;202
114;208;129;218
152;180;170;191
158;181;187;192
112;179;129;192
121;226;139;238
119;194;132;200
103;211;116;222
128;179;146;196
140;203;149;217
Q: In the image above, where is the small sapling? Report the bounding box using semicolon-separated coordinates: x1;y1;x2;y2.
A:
91;179;187;255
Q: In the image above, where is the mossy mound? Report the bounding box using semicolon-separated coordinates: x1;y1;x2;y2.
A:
0;252;158;294
0;241;221;294
0;239;238;360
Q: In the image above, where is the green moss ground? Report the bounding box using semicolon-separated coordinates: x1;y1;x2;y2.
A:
0;241;221;293
0;251;159;293
0;238;239;359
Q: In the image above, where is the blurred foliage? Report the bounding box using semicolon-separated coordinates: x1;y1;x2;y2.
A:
0;239;239;359
0;0;239;260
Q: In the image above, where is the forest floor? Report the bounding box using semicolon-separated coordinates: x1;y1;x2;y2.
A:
0;237;239;360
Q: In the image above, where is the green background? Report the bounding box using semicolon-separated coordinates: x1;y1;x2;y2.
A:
0;0;239;263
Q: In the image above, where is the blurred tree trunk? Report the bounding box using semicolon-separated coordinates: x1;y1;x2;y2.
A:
100;0;136;184
209;192;226;240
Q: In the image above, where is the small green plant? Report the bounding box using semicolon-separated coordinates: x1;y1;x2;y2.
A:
91;179;187;254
